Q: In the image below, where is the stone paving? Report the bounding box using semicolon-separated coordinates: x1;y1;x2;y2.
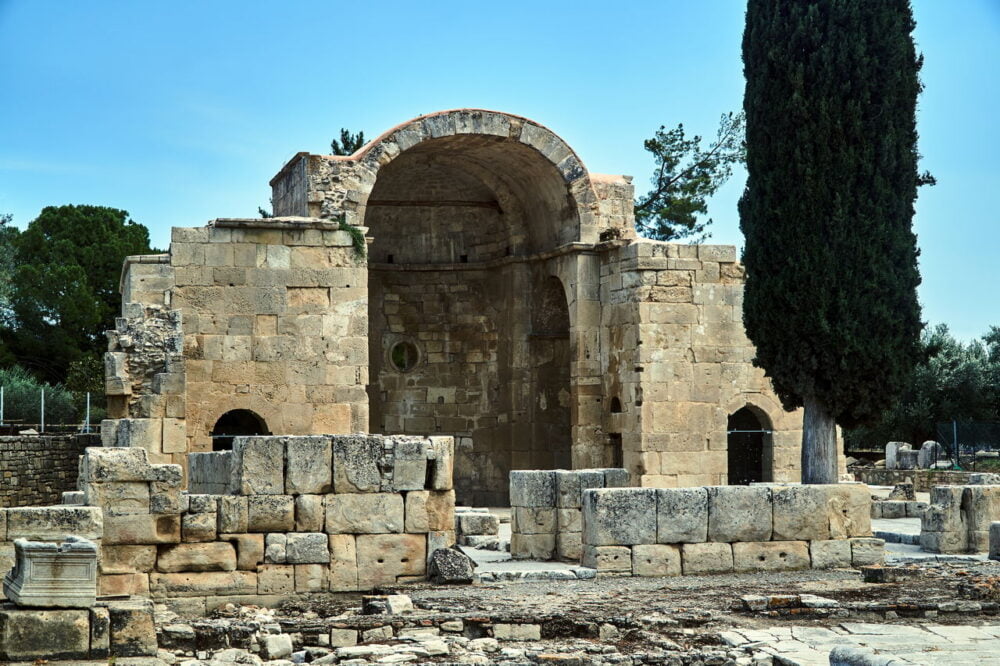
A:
720;622;1000;665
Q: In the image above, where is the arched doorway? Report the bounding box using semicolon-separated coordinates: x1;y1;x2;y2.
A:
727;406;773;485
211;409;269;451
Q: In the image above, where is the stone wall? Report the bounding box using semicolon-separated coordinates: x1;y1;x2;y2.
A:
75;434;454;606
580;484;880;576
920;485;1000;553
0;434;98;507
857;469;993;492
509;469;629;562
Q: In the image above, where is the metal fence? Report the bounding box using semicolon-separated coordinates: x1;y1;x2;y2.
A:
936;421;1000;470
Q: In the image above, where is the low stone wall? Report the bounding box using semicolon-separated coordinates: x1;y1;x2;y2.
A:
856;469;998;491
509;469;629;561
921;485;1000;553
581;484;882;575
0;434;99;507
871;499;926;519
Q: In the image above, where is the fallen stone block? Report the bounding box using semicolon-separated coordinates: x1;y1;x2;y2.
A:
286;532;330;564
457;511;499;536
261;633;293;660
156;542;236;572
332;435;382;493
809;539;853;569
510;470;556;508
707;486;772;542
681;542;734;575
325;493;403;534
656;487;708;543
0;608;91;661
494;623;541;641
581;545;631;572
330;627;358;648
428;547;475;584
732;541;810;572
632;544;681;577
582;488;657;546
362;593;414;614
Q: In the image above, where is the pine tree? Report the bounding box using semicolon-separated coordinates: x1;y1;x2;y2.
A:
739;0;929;483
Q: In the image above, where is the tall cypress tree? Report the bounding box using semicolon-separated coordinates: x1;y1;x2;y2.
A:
739;0;928;483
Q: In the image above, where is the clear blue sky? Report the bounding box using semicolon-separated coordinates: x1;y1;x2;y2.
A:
1;1;996;340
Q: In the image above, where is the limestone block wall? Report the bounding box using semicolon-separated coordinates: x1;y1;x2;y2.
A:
920;484;1000;553
509;469;629;562
580;484;880;576
601;240;822;488
0;434;98;507
76;435;455;605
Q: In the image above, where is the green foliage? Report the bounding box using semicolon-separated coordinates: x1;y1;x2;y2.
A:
739;0;927;428
337;216;366;259
0;214;18;328
1;205;158;384
0;365;77;425
635;112;745;243
330;128;366;156
846;325;1000;448
258;206;273;219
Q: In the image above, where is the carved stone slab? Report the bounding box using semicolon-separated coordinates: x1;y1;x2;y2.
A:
3;536;98;608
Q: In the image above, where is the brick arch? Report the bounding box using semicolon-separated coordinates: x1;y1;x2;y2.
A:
341;109;601;252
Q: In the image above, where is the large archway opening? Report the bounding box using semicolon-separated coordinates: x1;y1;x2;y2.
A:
211;409;269;451
364;132;581;505
727;406;773;485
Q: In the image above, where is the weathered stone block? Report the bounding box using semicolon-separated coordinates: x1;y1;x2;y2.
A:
920;529;967;554
990;522;1000;561
103;513;180;546
285;436;332;495
826;484;872;538
427;436;454;490
330;627;358;647
557;532;583;561
286;533;330;564
356;534;426;589
229;437;285;495
247;495;295;532
220;533;264;570
98;573;149;597
850;538;885;566
582;488;657;546
390;437;429;491
295;494;325;532
962;485;1000;534
510;471;556;508
328;534;359;592
656;487;708;543
879;501;906;519
149;571;257;598
258;564;294;593
90;606;110;659
295;563;327;592
156;542;236;572
404;490;455;533
513;507;556;535
218;496;248;533
0;608;90;661
6;506;103;542
106;599;157;657
332;435;382;493
732;541;810;572
557;508;582;533
101;545;157;574
555;469;606;508
707;486;772;542
510;533;556;560
771;485;831;541
632;544;681;577
85;482;150;516
604;468;630;488
681;542;734;575
581;545;631;572
265;533;286;563
494;623;542;641
457;512;499;536
182;512;217;542
325;493;403;534
809;539;853;569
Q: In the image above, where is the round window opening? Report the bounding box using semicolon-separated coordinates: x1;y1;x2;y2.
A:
389;340;420;373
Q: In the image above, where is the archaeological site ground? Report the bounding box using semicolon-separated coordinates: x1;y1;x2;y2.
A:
2;110;1000;666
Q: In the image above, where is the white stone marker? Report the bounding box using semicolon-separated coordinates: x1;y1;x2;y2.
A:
3;536;98;608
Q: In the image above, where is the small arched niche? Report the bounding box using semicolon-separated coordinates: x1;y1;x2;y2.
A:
211;409;270;451
727;406;773;485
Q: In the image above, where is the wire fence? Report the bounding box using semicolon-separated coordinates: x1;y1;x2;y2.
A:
935;421;1000;471
0;387;94;435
